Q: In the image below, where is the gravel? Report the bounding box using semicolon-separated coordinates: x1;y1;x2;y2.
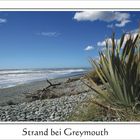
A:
0;92;94;121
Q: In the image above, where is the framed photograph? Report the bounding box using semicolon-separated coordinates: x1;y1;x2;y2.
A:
0;1;140;139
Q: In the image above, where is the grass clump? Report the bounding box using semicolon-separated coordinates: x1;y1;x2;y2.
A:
67;101;108;121
85;32;140;121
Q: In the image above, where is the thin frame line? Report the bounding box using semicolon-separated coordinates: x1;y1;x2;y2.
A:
0;8;140;9
0;8;140;125
0;122;140;124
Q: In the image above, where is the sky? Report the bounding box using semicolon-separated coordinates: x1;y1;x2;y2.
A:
0;11;139;69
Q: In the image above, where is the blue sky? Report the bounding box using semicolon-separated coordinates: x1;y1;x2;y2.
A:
0;11;139;69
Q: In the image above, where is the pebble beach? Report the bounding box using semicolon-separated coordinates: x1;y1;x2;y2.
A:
0;75;94;121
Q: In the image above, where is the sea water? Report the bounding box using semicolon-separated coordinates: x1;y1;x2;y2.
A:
0;68;88;89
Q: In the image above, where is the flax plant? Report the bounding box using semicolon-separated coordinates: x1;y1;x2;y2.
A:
87;32;140;114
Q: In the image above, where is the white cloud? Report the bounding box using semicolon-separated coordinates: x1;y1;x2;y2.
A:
37;32;60;37
115;19;130;27
97;38;119;52
130;28;139;34
74;11;130;27
84;45;94;51
97;41;106;47
0;18;7;23
97;33;138;50
97;38;113;47
97;28;140;52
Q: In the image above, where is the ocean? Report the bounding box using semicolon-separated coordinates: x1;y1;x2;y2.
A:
0;68;88;89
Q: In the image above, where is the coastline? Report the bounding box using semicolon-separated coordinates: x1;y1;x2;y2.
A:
0;79;49;106
0;74;86;106
0;74;95;121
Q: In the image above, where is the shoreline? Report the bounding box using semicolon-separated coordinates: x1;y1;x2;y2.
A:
0;73;86;106
0;73;94;121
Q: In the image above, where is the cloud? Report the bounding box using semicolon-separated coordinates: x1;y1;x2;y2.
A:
97;38;112;47
97;28;140;52
74;11;130;27
130;28;139;34
115;19;130;27
0;18;7;23
97;38;119;52
97;33;138;50
84;45;94;51
37;32;60;37
97;41;106;47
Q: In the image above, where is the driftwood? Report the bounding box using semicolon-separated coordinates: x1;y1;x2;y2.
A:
25;79;61;101
45;79;61;89
25;78;90;102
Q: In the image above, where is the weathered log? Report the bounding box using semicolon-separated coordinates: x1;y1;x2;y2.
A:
25;79;62;101
45;79;61;90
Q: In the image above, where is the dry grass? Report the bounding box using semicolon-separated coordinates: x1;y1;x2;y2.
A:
68;95;140;121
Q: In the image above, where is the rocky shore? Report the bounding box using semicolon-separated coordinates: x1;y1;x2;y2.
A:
0;75;94;121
